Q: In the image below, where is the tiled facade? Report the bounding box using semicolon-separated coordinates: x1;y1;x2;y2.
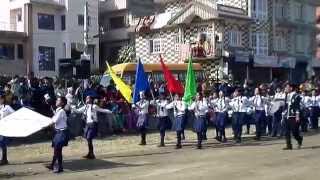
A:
134;0;319;83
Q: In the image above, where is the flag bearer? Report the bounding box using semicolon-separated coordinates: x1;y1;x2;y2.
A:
132;91;150;145
76;96;112;159
47;97;69;173
0;94;14;165
189;93;209;149
167;94;187;149
230;89;248;143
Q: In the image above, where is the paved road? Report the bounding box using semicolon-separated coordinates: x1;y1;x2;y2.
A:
1;132;320;180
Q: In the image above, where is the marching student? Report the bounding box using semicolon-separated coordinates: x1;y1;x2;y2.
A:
152;93;172;147
213;91;230;142
188;93;209;149
47;97;69;173
132;91;150;146
271;87;286;137
299;90;310;132
0;94;15;165
76;96;112;159
249;88;267;140
282;84;303;150
167;94;187;149
308;89;320;130
229;89;248;143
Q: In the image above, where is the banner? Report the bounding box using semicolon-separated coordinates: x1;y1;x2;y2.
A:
0;108;52;137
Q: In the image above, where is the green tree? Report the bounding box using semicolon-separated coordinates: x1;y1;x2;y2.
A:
117;44;136;64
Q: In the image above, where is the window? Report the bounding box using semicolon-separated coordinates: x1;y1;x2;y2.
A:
276;3;286;19
296;34;309;53
39;46;55;71
149;39;162;54
17;13;22;22
229;31;242;47
38;13;54;30
61;15;65;30
274;35;286;51
252;32;268;56
0;43;15;60
78;14;84;26
174;35;180;52
17;44;23;59
252;0;268;21
294;3;304;21
109;16;125;29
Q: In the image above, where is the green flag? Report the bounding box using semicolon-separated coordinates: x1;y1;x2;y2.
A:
183;57;197;105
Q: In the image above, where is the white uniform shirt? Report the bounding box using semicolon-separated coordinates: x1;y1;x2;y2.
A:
249;95;267;111
52;107;67;130
167;100;186;117
230;96;249;113
154;99;169;117
0;105;14;120
214;97;230;112
274;92;285;100
305;95;319;107
133;100;149;115
189;100;209;117
77;104;112;123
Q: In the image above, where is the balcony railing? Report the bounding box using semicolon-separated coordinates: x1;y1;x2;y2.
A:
30;0;66;7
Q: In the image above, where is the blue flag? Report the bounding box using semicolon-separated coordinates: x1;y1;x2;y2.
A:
133;59;150;103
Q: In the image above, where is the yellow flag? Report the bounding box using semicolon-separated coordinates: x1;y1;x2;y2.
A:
106;63;132;103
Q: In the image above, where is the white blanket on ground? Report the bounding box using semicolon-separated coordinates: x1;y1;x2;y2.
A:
0;108;52;137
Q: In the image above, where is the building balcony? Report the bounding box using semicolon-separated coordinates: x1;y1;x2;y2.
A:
30;0;65;9
101;27;130;42
100;0;155;16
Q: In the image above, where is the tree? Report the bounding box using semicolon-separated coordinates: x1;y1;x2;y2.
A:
117;44;136;64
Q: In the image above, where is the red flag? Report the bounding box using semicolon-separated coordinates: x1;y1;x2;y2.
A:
160;55;184;95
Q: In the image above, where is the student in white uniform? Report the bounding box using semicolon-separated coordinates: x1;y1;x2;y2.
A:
189;93;209;149
213;91;230;142
132;91;149;145
308;89;320;129
76;96;112;159
167;94;187;149
229;89;249;143
152;93;172;147
0;94;15;165
46;97;69;173
249;88;267;140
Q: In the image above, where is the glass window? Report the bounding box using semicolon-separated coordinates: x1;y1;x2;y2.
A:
78;14;84;26
229;31;242;47
0;43;15;60
38;13;54;30
252;0;268;21
252;32;268;56
61;15;65;30
109;16;125;29
149;39;162;54
17;44;23;59
39;46;55;71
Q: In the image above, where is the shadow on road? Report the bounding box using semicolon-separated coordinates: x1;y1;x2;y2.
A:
60;159;145;172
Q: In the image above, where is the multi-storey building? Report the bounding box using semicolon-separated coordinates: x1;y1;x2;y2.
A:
0;0;99;77
99;0;155;70
134;0;319;83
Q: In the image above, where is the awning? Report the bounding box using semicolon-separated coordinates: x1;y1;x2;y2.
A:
254;55;279;68
234;50;250;63
278;57;296;69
